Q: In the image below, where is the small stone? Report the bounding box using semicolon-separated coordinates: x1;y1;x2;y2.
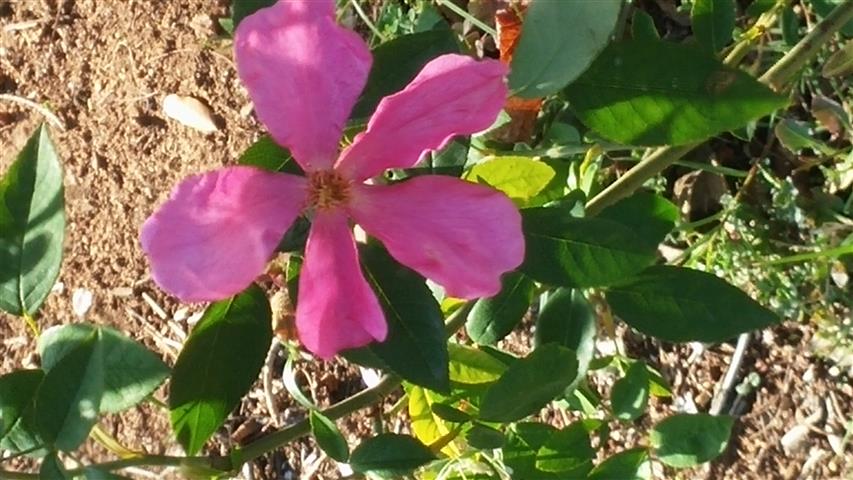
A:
162;94;219;133
72;288;93;317
780;424;810;455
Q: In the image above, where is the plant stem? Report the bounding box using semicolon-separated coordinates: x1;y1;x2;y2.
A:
22;312;39;337
231;301;474;467
435;0;497;37
586;0;853;215
759;0;853;89
349;0;386;44
231;374;401;467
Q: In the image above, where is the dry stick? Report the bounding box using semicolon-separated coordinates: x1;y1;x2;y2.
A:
0;94;66;131
585;0;853;216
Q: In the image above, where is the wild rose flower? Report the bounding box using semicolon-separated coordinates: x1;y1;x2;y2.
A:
141;0;524;358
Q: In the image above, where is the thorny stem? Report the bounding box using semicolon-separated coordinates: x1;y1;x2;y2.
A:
586;0;853;215
0;303;475;478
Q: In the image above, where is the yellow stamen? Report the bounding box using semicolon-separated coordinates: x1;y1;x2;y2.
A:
307;170;351;211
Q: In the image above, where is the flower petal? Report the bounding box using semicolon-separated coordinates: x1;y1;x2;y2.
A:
235;0;372;171
141;166;306;301
336;54;508;181
296;209;387;359
348;176;524;299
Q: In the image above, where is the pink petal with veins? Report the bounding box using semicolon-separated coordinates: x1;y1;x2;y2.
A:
296;209;387;359
141;166;306;301
235;0;372;171
348;175;524;299
336;54;508;181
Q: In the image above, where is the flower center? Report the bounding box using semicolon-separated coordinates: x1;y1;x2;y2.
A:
307;170;351;211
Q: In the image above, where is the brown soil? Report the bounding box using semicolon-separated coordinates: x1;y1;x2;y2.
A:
1;1;851;479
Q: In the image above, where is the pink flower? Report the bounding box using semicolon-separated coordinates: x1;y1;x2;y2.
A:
141;0;524;359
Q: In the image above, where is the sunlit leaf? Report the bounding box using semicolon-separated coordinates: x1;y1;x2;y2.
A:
39;324;169;413
0;125;64;316
607;266;779;343
480;344;577;422
408;386;460;457
535;422;594;475
565;39;787;146
467;272;535;345
610;361;650;422
650;414;734;468
509;0;622;98
36;330;103;451
521;207;656;288
350;434;435;478
447;343;508;386
463;157;560;208
534;288;595;394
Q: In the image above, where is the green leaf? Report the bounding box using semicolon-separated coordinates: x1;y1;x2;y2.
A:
467;272;535;345
351;29;458;119
35;330;103;451
650;413;734;468
631;10;660;41
781;6;801;46
521;207;657;288
509;0;622;98
534;288;595;394
466;424;506;450
587;448;651;480
350;434;436;478
358;242;449;393
447;343;508;386
463;157;560;208
39;452;69;479
231;0;276;30
746;0;776;17
611;361;650;422
692;0;736;52
407;386;460;457
596;191;678;249
0;370;43;439
310;410;349;463
503;423;560;480
0;125;64;316
534;422;594;475
565;39;787;146
607;266;779;343
237;135;301;174
480;344;578;422
430;403;472;424
774;119;833;155
0;370;44;455
39;324;169;413
169;285;272;455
